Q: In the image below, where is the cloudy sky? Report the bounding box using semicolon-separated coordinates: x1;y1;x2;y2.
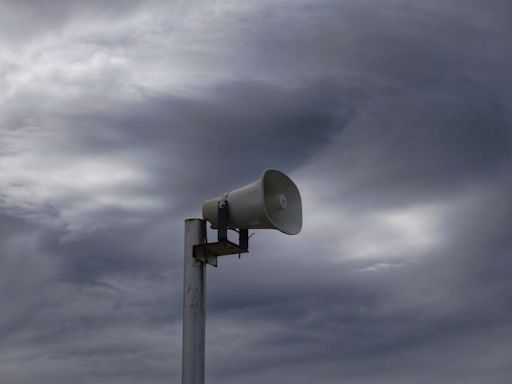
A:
1;1;511;383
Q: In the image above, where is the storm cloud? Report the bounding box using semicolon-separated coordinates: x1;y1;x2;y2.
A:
1;1;511;383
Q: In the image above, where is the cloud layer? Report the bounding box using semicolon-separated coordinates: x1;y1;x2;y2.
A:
1;1;511;383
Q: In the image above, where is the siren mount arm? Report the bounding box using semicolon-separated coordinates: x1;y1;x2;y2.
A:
193;200;249;267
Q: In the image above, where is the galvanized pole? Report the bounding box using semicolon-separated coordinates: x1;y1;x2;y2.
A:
182;219;207;384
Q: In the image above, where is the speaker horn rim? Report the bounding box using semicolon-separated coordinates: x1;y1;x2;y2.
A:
261;169;302;235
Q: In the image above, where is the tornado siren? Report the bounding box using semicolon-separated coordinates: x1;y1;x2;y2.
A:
202;169;302;235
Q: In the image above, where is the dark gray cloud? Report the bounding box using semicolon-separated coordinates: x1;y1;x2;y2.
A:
1;0;511;383
70;78;359;209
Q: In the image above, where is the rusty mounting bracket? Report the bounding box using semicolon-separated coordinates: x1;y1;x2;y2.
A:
193;200;249;267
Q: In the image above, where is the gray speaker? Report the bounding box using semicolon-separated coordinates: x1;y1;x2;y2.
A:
202;169;302;235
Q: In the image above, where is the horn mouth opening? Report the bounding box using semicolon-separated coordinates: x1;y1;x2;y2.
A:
262;169;302;235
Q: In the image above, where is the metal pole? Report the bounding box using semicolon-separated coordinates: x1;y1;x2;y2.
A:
182;219;207;384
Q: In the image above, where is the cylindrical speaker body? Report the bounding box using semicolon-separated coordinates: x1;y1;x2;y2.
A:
202;178;270;229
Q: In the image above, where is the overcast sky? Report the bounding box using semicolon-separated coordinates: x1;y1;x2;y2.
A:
1;1;512;383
